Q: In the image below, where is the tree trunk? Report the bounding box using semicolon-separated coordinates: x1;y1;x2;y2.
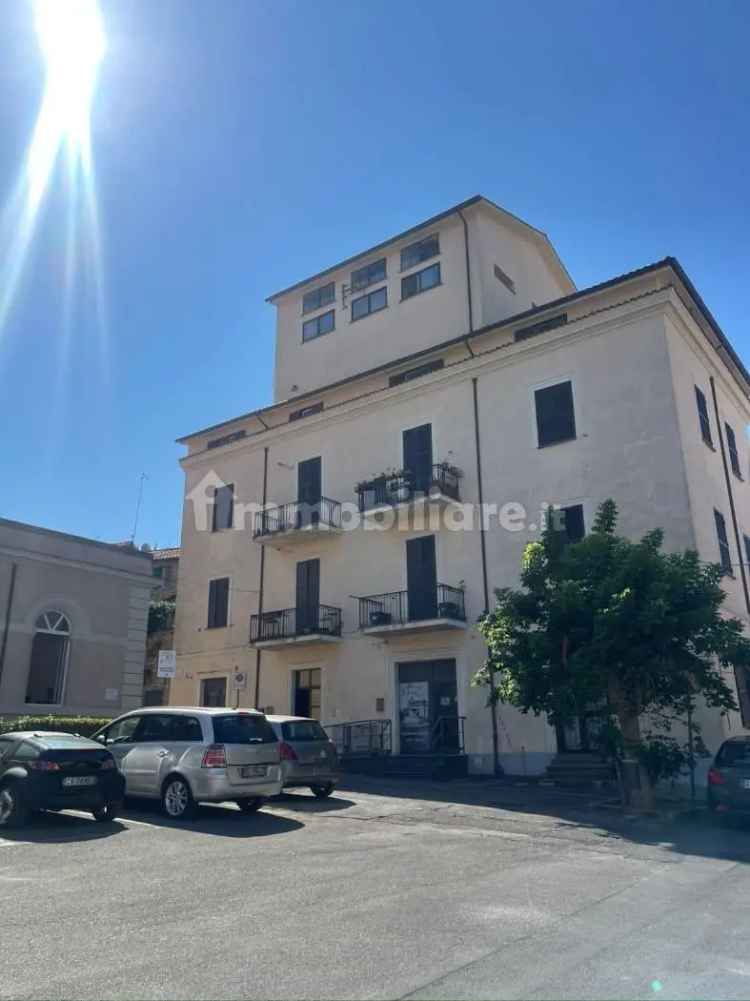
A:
607;676;656;813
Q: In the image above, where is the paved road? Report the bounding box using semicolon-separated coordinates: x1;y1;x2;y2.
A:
2;777;750;1000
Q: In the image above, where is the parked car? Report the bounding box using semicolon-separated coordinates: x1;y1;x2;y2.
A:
92;707;283;819
266;715;340;798
0;731;125;829
707;736;750;818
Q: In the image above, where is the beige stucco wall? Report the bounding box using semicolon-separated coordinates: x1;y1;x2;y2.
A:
0;521;153;717
172;272;748;777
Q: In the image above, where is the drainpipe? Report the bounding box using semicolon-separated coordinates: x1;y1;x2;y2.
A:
456;208;475;358
710;376;750;615
472;376;500;776
253;447;270;707
0;562;18;694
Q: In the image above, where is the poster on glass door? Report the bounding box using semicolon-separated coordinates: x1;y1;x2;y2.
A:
399;681;430;753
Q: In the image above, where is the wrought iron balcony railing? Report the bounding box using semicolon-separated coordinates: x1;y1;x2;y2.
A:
253;498;342;539
358;583;466;629
355;464;460;512
250;604;342;643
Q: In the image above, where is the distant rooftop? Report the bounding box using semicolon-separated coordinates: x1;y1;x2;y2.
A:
151;547;180;561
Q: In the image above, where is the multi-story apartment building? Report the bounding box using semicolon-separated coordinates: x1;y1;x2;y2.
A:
169;195;750;778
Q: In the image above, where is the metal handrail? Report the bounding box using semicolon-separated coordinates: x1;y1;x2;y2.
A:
325;719;392;757
358;583;466;628
249;604;342;642
431;715;466;754
253;497;342;538
355;464;461;511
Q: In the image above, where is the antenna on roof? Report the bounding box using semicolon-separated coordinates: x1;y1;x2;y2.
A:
131;473;148;544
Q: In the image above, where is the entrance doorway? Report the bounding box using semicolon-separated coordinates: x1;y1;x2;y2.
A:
398;659;459;754
293;668;321;719
555;710;607;752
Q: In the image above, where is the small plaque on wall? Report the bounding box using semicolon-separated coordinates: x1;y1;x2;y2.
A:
104;688;119;702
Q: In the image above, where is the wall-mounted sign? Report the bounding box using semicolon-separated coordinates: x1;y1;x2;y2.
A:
157;650;177;678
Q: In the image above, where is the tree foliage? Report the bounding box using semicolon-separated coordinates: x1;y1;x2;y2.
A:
475;500;750;802
148;600;175;636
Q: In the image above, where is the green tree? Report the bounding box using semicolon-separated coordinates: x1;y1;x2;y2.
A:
475;500;750;810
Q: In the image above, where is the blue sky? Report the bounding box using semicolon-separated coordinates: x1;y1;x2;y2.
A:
0;0;748;548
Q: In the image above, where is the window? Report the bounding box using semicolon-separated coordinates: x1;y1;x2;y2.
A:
212;483;234;531
133;714;176;742
302;309;335;342
515;314;567;343
401;263;441;300
401;234;439;271
201;677;227;707
281;720;328;742
494;264;516;294
695;386;712;446
351;258;386;292
717;739;750;765
207;577;230;628
152;565;163;578
212;714;277;744
302;282;335;315
714;509;733;575
25;611;70;705
550;504;585;544
102;715;141;745
289;402;323;422
351;286;387;321
535;381;576;448
743;534;750;569
170;715;204;742
293;668;321;719
389;359;444;388
725;423;742;478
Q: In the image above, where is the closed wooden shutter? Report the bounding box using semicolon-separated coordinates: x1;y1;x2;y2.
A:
535;382;576;448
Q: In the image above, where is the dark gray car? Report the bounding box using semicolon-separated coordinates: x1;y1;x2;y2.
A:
707;736;750;817
266;716;339;799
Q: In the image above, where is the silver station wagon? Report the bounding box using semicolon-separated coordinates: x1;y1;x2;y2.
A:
266;715;340;798
93;707;283;819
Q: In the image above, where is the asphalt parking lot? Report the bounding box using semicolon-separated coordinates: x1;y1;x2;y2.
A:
3;777;750;1001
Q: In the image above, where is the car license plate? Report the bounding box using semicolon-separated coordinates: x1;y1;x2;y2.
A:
743;780;750;790
241;765;266;778
62;775;97;788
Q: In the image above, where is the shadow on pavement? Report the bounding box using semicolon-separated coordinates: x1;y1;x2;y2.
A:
337;773;750;865
119;798;305;837
0;809;127;844
273;790;356;813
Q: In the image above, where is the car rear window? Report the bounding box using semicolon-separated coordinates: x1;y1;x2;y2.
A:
282;721;329;742
717;742;750;765
212;714;277;744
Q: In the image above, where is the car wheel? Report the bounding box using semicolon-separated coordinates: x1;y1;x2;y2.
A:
162;777;196;820
92;802;121;823
236;797;264;814
311;783;335;799
0;782;29;829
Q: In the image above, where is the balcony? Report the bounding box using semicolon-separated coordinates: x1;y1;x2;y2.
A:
358;584;467;636
355;464;461;518
249;604;342;648
253;498;342;546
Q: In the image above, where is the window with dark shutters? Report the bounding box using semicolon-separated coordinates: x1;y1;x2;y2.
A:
535;381;576;448
744;534;750;570
551;504;585;544
714;510;733;576
212;484;234;531
695;386;712;446
207;577;230;628
725;423;742;478
734;667;750;728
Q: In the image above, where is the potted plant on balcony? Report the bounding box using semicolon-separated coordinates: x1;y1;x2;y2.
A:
430;459;462;497
438;580;464;620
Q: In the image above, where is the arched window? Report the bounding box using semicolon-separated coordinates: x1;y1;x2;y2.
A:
25;611;71;705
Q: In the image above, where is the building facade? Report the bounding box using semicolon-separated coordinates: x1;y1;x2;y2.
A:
169;196;750;778
143;547;180;706
0;519;153;717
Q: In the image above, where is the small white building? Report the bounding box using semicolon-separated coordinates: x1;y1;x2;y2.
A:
169;196;750;777
0;519;153;717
